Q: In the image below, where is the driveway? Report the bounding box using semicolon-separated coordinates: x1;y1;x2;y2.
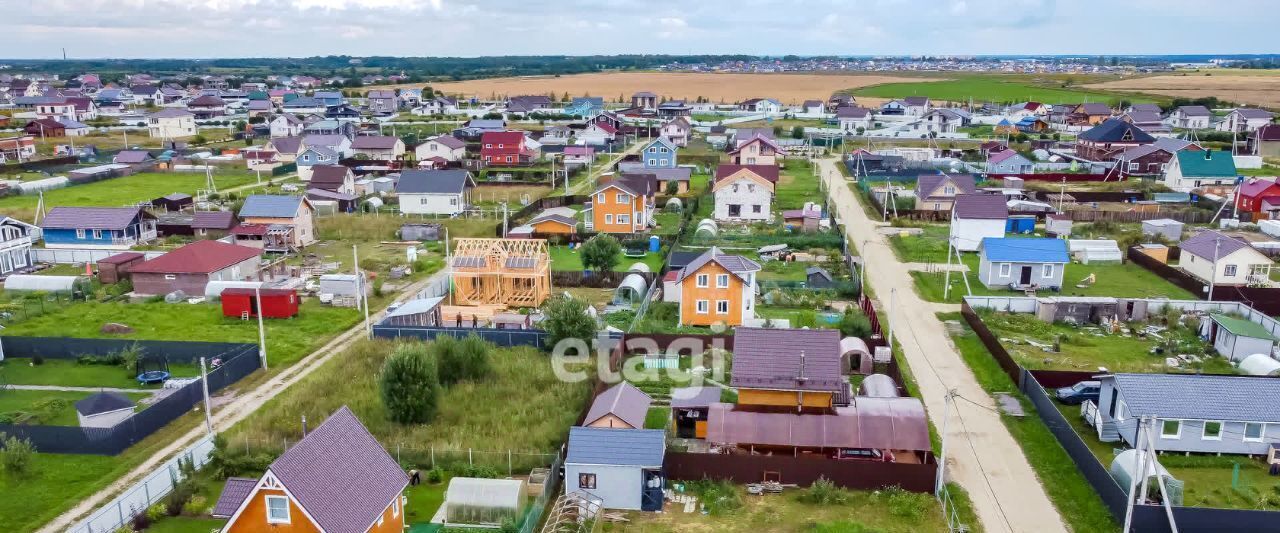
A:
818;158;1067;533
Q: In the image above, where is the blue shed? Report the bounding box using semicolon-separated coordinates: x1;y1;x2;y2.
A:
1005;215;1036;234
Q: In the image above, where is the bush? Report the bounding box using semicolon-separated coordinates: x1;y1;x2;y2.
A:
433;334;492;385
799;476;848;504
838;308;872;338
426;466;445;484
130;504;152;530
31;354;43;366
206;435;274;479
881;486;930;519
453;464;500;478
686;479;742;515
380;343;440;424
0;433;36;477
146;503;167;521
580;234;622;272
541;295;597;348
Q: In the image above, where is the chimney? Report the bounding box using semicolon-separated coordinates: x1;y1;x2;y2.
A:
301;415;307;437
796;351;808;383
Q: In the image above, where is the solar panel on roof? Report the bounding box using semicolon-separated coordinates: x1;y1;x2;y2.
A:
505;257;536;269
453;256;486;268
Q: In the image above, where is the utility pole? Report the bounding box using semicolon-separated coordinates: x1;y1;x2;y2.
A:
354;245;371;338
199;357;213;433
934;388;957;496
1122;416;1147;533
255;285;268;370
887;287;896;348
943;233;956;301
1208;237;1221;301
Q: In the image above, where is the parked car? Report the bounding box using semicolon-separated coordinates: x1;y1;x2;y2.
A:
1055;380;1101;405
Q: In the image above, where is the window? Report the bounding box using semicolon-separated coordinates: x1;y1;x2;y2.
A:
1225;264;1238;277
943;186;955;195
578;473;597;489
617;214;630;224
598;192;605;203
1128;162;1139;172
1160;420;1181;439
450;197;458;206
1244;422;1265;442
732;184;739;193
648;159;656;166
999;263;1012;277
747;184;755;193
164;274;176;280
604;214;613;224
1115;399;1127;422
696;274;709;288
75;229;85;239
1203;421;1223;440
505;156;513;163
696;300;709;314
1042;264;1055;278
716;300;729;314
497;143;504;149
752;205;762;213
716;274;729;288
265;495;290;524
484;143;491;148
616;193;628;204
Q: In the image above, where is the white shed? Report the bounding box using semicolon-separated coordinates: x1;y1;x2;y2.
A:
75;391;136;428
1067;239;1122;264
565;427;665;511
1205;313;1278;362
319;274;369;297
1142;219;1184;242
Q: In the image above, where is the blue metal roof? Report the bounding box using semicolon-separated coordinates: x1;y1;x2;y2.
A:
239;195;305;218
566;427;664;467
980;238;1069;263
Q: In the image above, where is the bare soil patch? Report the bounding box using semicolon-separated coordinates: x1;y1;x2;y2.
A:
1086;73;1280;107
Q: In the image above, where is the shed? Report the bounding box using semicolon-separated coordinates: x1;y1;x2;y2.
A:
151;192;193;212
400;223;442;241
319;274;368;298
584;382;653;429
381;297;444;327
839;337;873;375
1142;219;1184;242
1045;213;1073;238
1005;215;1036;235
1035;297;1121;325
564;427;665;511
670;387;720;439
97;252;145;284
1134;243;1170;264
951;194;1009;252
1067;239;1122;264
1205;313;1278;362
976;238;1069;289
75;391;135;428
1239;354;1280;376
857;374;901;398
439;477;527;527
612;273;649;307
806;266;834;289
221;288;300;319
3;274;87;294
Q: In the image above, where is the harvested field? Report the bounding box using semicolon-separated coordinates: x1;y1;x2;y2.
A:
365;72;934;105
1086;72;1280;108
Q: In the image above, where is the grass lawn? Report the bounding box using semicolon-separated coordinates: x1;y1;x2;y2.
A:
757;258;812;282
141;517;227;533
548;245;665;273
888;225;950;263
0;389;149;425
0;299;363;368
910;254;1196;304
224;339;589;469
976;309;1227;374
604;485;953;533
775;160;820;211
0;358;198;389
0;453;131;531
644;406;670;430
652;210;682;235
404;479;449;525
0;170;259;221
941;312;1119;533
852;76;1153;106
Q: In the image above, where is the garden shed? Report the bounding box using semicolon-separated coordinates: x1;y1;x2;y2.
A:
671;386;720;439
1045;213;1073;238
381;297;444;327
565;427;666;511
839;336;873;374
1035;297;1121;325
97;252;145;284
584;382;653;429
1238;354;1280;376
1142;219;1184;242
1204;313;1278;362
221;287;300;319
400;223;442;241
437;477;527;527
612;273;649;307
75;391;135;428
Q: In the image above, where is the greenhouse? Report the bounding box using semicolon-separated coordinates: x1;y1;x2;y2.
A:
2;274;88;294
437;477;527;527
612;273;649;307
840;336;873;374
1238;353;1280;376
694;218;718;238
1110;449;1183;507
858;373;900;398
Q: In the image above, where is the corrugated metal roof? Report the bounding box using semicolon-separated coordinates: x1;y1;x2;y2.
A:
731;327;843;393
980;238;1069;263
239;195;305;218
584;382;653;429
41;206;145;231
566;427;665;466
953;194;1009;220
396;169;474;194
75;391;133;416
705;399;930;451
129;240;260;274
1179;230;1250;261
211;477;256;518
1111;373;1280;423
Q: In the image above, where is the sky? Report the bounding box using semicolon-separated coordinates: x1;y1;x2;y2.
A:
2;0;1278;59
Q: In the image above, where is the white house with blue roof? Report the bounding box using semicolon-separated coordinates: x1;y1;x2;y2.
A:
977;237;1069;289
564;426;665;511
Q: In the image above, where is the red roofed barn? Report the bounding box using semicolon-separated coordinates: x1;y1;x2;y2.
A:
127;240;262;296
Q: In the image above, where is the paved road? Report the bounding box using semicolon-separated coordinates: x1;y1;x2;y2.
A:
818;158;1066;533
39;268;452;533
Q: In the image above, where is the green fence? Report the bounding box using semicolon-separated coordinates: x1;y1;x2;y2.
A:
272;162;297;176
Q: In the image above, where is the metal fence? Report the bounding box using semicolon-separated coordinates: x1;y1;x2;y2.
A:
373;324;548;349
31;248;165;265
70;434;217;533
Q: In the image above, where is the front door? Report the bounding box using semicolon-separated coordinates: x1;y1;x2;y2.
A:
640;469;665;511
1019;266;1033;285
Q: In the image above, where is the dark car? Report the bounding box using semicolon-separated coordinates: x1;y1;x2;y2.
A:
1055;381;1101;405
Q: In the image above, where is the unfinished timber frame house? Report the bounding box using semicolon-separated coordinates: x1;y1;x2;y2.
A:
450;238;551;308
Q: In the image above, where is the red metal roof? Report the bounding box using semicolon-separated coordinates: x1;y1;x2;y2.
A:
98;252;145;265
129;240;260;274
230;223;269;236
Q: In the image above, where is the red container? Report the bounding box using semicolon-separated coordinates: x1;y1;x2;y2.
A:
221;288;300;319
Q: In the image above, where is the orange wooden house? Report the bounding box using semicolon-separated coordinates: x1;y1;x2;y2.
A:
215;406;408;533
528;212;578;235
587;174;656;233
730;327;844;412
673;247;760;327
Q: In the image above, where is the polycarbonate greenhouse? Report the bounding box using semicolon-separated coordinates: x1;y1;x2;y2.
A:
442;477;527;526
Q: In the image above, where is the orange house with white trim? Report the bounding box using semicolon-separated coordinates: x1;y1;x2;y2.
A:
587;174;656;233
216;406;408;533
675;247;760;327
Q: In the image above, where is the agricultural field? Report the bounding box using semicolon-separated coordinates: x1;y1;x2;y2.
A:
853;75;1154;106
0;170;261;222
1085;70;1280;108
368;72;931;105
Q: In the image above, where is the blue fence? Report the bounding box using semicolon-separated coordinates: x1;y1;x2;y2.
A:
372;325;548;349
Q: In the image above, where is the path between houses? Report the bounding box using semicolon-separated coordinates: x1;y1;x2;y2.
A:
566;138;647;196
819;159;1067;533
37;268;451;533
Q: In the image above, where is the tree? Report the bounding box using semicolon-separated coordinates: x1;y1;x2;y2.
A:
579;234;621;272
433;334;492;385
0;433;35;477
838;308;872;338
379;344;440;424
542;295;597;347
791;125;804;139
665;180;679;195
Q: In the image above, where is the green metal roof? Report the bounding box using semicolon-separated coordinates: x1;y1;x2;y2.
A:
1210;313;1278;341
1175;150;1237;178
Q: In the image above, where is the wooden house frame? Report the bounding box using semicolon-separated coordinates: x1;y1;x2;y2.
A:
450;238;551;307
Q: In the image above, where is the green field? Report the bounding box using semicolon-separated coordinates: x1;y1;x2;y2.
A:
0;358;199;389
0;170;260;221
853;77;1155;106
775;160;821;211
910;253;1196;303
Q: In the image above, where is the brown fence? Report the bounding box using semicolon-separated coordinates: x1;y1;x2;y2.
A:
1028;369;1103;389
959;301;1024;387
1065;209;1212;224
987;172;1114;182
664;452;938;493
1127;245;1280;315
1030;191;1144;203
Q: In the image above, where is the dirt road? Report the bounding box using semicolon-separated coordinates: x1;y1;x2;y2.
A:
818;158;1066;533
38;269;451;533
565;138;646;195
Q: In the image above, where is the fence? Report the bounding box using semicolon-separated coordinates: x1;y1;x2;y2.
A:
1127;246;1280;315
552;269;657;289
271;162;297;176
69;434;217;533
373;324;548;349
31;248;165;265
664;451;938;493
0;338;259;455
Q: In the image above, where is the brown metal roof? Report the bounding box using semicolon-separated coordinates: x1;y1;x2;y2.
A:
730;327;843;393
705;398;931;452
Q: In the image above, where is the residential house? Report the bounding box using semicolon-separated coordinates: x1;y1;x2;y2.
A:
660;117;691;147
267;136;303;163
575;122;618;146
800;99;826;116
480;131;537;166
584;382;653;429
1236;178;1280;218
24;118;66;137
0;217;37;275
979;141;1009;158
565;96;604;117
506;95;554;115
564;427;665;511
562;146;595;167
216;406;408;533
296;146;340;181
587;174;656;233
730;327;843;410
631;91;658;110
1162;149;1237;192
540;125;573;145
191;211;237;239
1205;313;1278;362
1014;116;1051;133
351;136;406;160
657;100;692;118
395;169;475;216
987;149;1034;174
1178;230;1272;286
737;98;783;114
128;240;262;296
114;150;154;166
245;100;273;117
325;104;362;121
397;88;422;108
309;165;357;195
675;247;760;327
640;136;678;168
57;118;90;137
40;207;157;249
1006;102;1046;119
1075;119;1156;161
1166;105;1212;129
617;165;692;195
880;100;908;115
304;119;358;139
313;91;344;107
1069;103;1112;126
712;164;777;223
914;173;977;211
414;135;466;162
951;195;1009;252
836;106;872;132
187;95;226;119
728;135;782;166
413;96;460;116
976;237;1069;289
366;90;397;114
302;134;352;157
1089;373;1280;455
282;96;326;115
901;96;931;116
1114;145;1174;176
1120;110;1170;134
146;108;197;138
1218;108;1275;133
238;195;316;248
1248;124;1280;157
269;114;304;137
0;135;36;162
34;98;77;122
916;108;967;134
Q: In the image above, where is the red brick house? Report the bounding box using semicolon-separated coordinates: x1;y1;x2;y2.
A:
479;131;536;166
127;239;262;296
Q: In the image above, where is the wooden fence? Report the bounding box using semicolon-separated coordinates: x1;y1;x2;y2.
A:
664;451;938;493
